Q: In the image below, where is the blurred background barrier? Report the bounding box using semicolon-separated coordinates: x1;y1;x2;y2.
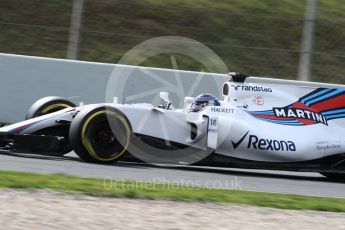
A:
0;53;114;123
0;53;227;123
1;0;345;83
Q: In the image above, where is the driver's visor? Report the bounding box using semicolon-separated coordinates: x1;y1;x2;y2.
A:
189;101;208;112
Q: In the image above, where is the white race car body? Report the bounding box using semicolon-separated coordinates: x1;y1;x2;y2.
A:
1;74;345;174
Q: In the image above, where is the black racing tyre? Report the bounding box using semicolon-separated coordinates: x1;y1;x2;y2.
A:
69;105;132;164
320;172;345;182
26;96;76;155
26;96;76;119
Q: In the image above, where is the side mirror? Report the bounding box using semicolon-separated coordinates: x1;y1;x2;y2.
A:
184;97;194;104
183;96;194;112
160;92;170;103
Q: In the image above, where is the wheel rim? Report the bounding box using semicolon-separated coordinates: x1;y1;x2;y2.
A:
81;110;131;161
39;103;72;116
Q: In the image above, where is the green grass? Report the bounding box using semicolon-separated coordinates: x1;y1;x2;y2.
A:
1;0;345;83
0;170;344;212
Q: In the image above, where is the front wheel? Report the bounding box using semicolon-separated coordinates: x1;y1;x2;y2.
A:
26;96;76;119
26;96;76;155
69;106;132;164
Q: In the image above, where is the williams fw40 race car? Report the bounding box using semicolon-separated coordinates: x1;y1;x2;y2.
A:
1;73;345;181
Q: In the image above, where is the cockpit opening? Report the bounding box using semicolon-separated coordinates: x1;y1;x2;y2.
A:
189;94;220;112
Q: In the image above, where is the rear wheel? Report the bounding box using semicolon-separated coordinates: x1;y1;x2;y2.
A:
69;106;132;164
320;172;345;182
26;96;76;155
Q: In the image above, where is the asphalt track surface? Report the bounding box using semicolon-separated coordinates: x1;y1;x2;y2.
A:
0;151;344;198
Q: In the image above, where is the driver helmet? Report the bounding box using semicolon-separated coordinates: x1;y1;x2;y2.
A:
189;94;220;112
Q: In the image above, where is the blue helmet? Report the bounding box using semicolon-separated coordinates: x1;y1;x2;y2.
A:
189;94;220;112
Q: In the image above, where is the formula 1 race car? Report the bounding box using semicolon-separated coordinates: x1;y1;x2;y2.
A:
1;73;345;181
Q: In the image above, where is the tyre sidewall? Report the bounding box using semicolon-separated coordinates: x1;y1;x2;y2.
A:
26;96;76;120
69;105;132;164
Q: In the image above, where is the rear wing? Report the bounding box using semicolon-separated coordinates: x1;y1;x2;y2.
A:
228;73;345;90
